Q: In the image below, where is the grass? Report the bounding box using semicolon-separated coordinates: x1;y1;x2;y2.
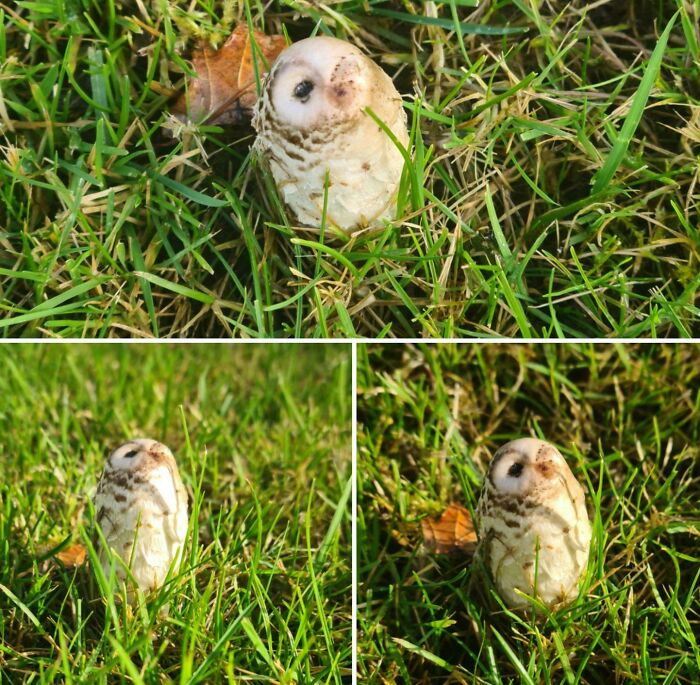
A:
357;342;700;683
1;1;699;337
0;342;352;683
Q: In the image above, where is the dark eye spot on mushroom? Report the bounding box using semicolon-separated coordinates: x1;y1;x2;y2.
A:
293;80;314;102
124;449;138;459
507;462;524;478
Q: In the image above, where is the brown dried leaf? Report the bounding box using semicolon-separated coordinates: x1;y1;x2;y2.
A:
173;25;286;125
55;543;88;567
422;503;477;555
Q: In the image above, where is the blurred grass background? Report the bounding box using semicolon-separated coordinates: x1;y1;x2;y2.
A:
0;342;352;683
1;1;699;336
358;342;700;683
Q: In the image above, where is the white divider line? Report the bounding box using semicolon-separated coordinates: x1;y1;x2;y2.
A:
351;340;358;685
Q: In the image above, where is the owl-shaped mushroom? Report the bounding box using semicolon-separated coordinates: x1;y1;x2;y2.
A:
93;439;188;600
476;438;592;609
252;35;408;232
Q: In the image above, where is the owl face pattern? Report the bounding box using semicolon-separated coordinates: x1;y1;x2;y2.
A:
476;438;592;609
264;41;368;132
94;439;189;600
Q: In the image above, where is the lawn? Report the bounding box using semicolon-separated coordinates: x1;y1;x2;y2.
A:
0;342;352;683
357;342;700;683
1;1;698;337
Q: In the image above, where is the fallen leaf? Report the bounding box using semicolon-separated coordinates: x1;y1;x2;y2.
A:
55;543;88;568
422;503;477;555
173;25;286;125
